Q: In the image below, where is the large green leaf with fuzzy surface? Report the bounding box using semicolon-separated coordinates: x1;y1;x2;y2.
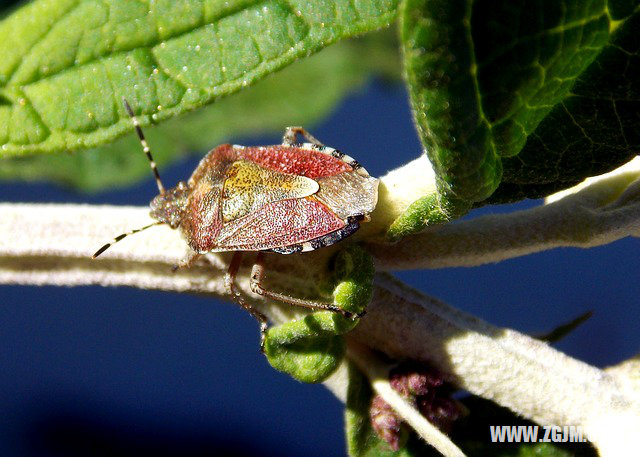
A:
0;0;397;157
0;31;400;190
487;7;640;203
394;0;640;239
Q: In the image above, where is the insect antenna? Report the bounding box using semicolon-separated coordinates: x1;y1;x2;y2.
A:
122;97;165;194
92;221;163;259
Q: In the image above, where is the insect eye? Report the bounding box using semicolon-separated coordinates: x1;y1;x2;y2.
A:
149;184;189;227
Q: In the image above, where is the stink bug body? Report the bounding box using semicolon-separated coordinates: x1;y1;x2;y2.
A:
94;99;379;348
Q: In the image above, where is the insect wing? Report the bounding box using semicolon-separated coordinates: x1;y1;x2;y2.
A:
221;160;319;222
237;144;378;224
213;197;345;251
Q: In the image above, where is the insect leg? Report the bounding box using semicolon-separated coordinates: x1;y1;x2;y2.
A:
225;251;269;351
171;251;202;272
250;252;360;319
282;127;325;147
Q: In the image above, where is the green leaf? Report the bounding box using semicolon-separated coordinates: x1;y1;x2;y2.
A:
487;10;640;203
399;0;640;234
346;362;376;455
264;246;375;383
0;0;398;157
331;245;375;316
0;30;400;190
346;361;403;456
264;317;346;383
386;193;470;241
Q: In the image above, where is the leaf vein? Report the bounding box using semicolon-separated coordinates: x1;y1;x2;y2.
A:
10;1;266;87
6;1;81;85
611;98;629;148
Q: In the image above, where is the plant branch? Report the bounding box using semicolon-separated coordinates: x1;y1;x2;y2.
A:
2;198;639;455
350;274;640;456
369;156;640;269
363;154;439;239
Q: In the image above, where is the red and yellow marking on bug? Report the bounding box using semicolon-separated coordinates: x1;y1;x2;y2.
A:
93;99;379;348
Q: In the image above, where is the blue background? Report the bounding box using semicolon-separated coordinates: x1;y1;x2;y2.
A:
1;81;639;456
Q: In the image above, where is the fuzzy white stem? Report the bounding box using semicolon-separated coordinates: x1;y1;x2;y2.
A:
352;274;640;455
363;154;438;239
2;202;639;455
371;156;640;269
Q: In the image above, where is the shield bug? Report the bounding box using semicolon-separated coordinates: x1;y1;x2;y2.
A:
93;99;379;348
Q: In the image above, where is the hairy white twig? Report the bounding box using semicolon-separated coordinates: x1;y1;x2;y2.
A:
352;274;640;456
370;157;640;269
2;157;640;455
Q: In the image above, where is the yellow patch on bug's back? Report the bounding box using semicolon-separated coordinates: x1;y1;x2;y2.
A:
222;160;319;222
